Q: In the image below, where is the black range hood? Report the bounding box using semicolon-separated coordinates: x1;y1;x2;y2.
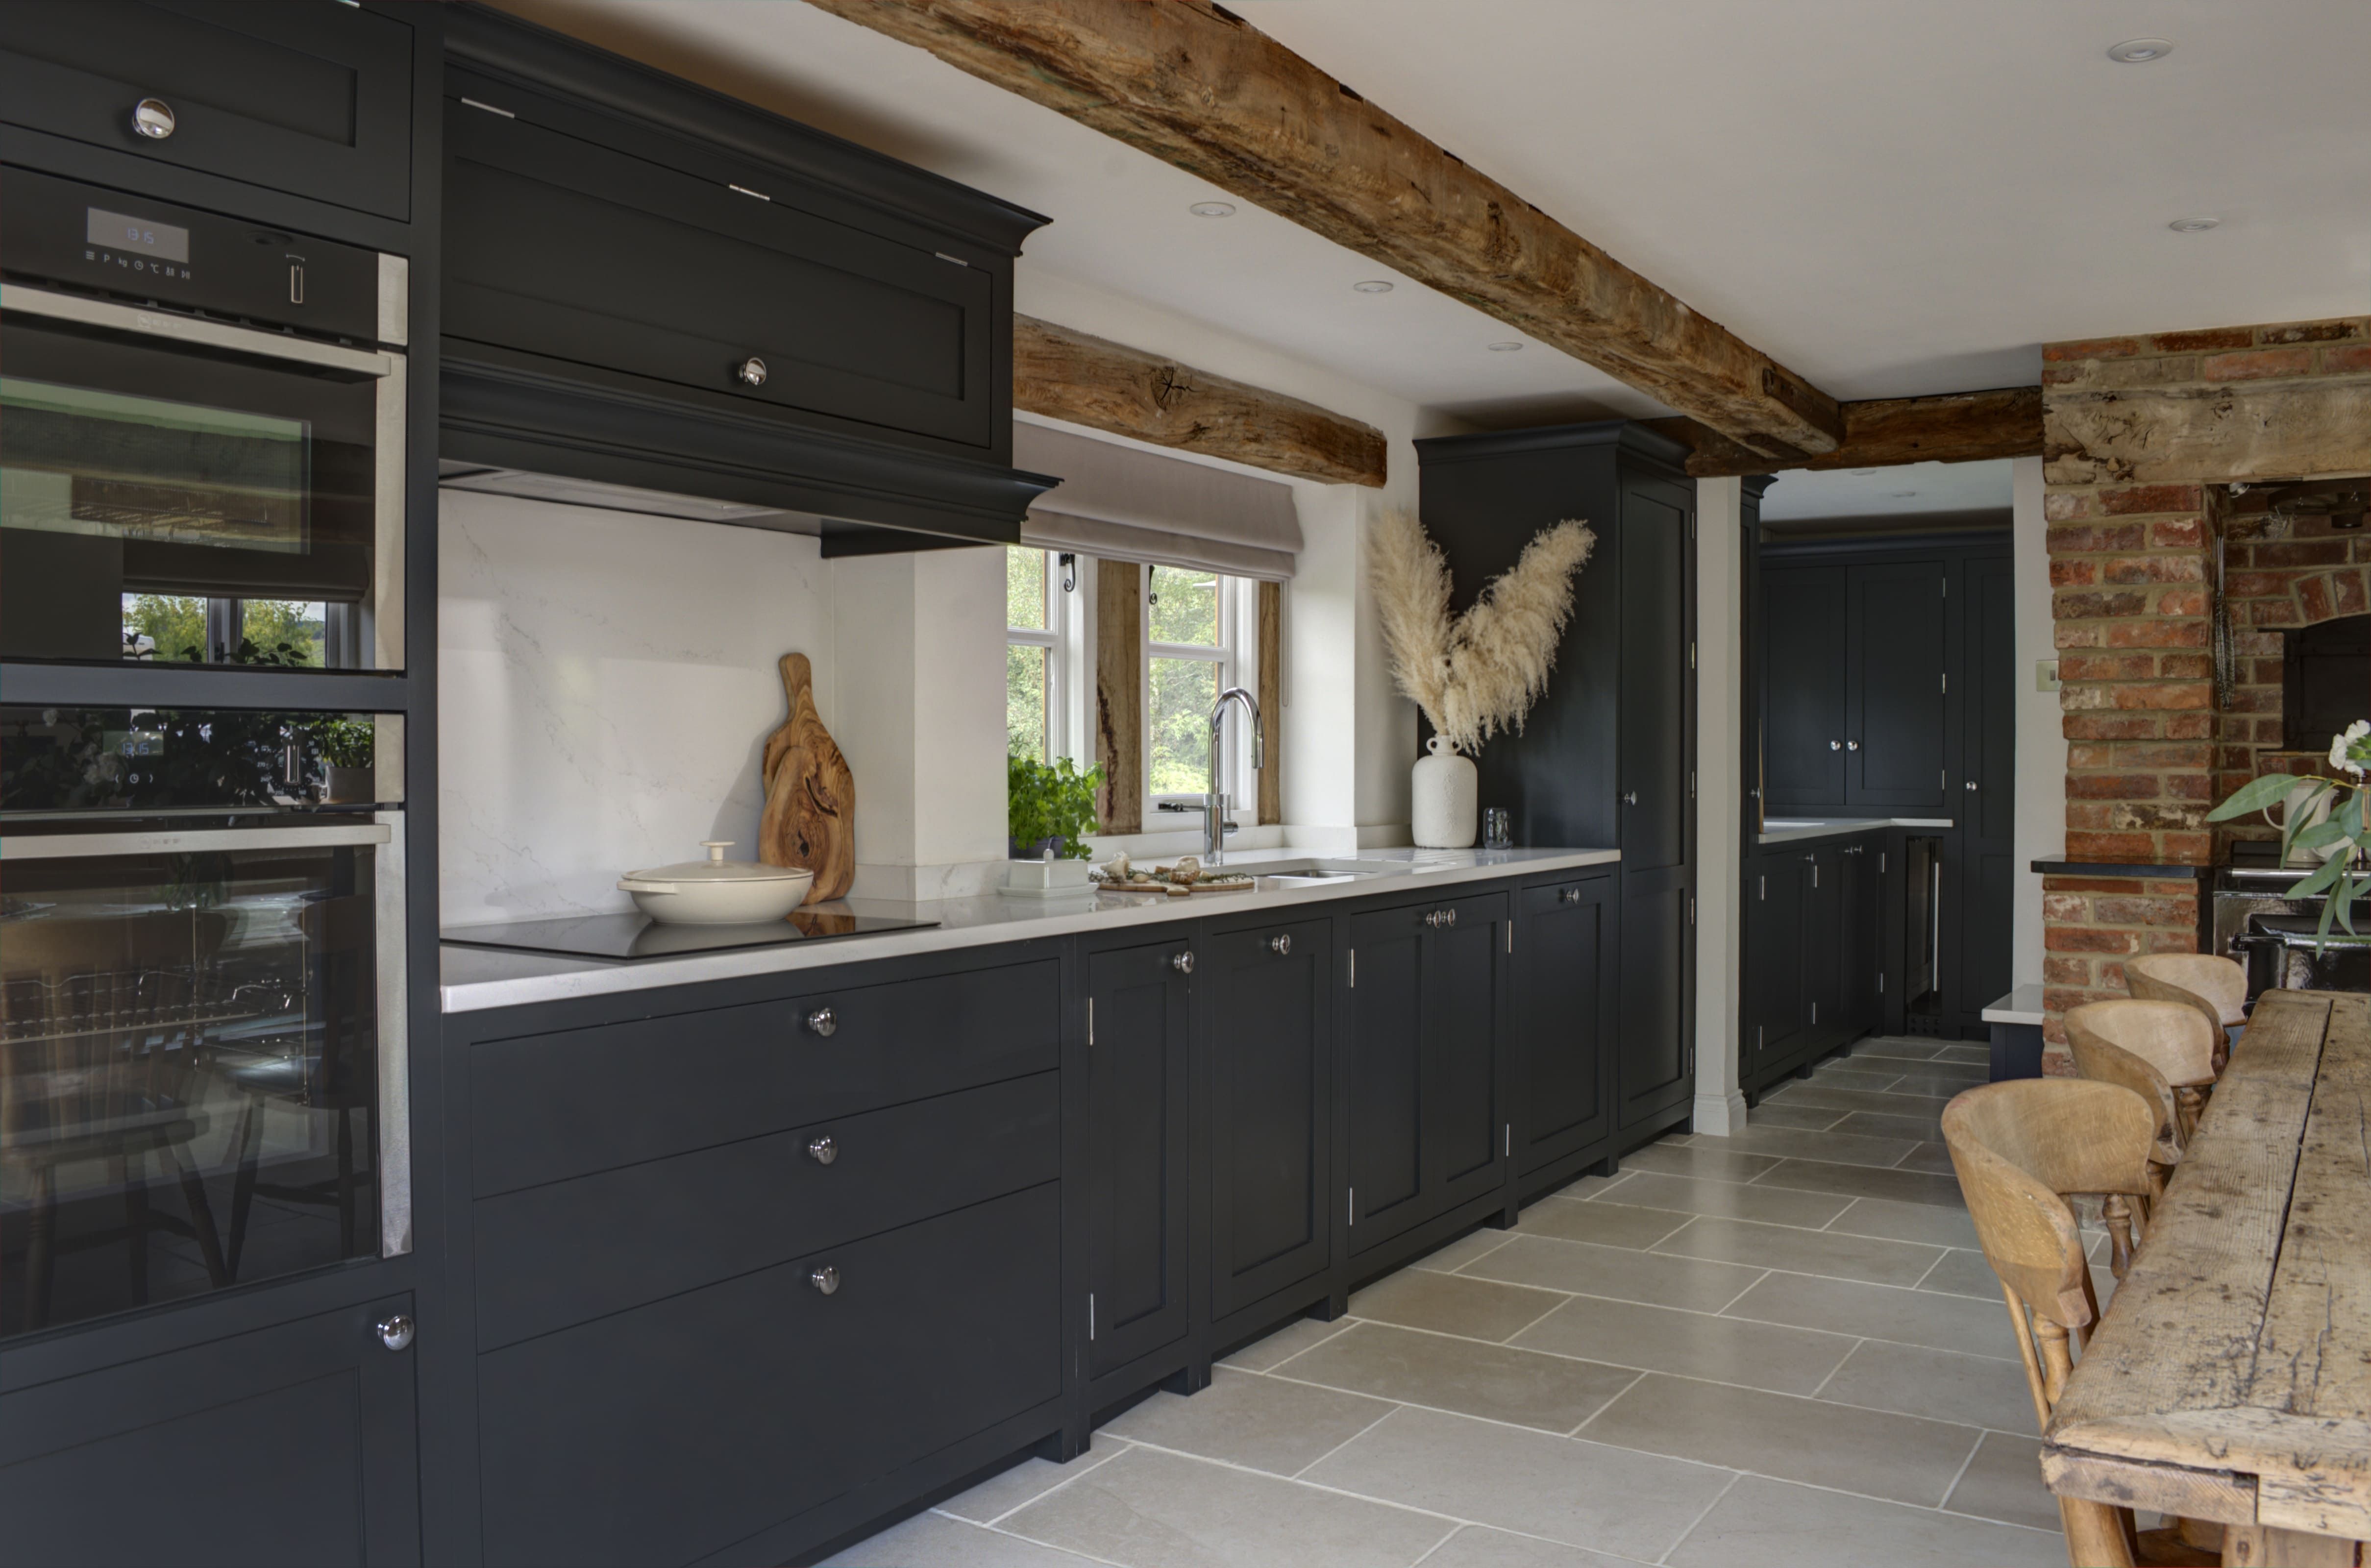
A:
439;6;1057;555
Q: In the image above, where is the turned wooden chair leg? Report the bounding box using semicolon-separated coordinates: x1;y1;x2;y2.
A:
2058;1495;2137;1568
2102;1194;2137;1279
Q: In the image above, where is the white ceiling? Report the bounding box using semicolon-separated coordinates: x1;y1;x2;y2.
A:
1759;460;2012;523
498;0;2371;437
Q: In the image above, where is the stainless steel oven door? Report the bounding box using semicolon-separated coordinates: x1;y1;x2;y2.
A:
0;280;405;670
0;816;409;1339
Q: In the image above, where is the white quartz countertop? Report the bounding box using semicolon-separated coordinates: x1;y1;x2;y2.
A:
1757;816;1953;845
1980;983;2046;1027
440;845;1620;1013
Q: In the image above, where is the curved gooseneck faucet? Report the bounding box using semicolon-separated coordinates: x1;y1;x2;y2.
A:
1204;686;1264;863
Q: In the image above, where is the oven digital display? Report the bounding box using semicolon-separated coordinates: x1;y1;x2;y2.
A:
84;207;189;263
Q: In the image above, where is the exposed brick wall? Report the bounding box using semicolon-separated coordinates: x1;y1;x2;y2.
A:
2039;315;2371;1060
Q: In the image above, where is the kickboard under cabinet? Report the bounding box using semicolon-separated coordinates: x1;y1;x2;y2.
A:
474;1182;1062;1568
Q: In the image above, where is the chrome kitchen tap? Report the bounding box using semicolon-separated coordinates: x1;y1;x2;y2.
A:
1202;686;1264;863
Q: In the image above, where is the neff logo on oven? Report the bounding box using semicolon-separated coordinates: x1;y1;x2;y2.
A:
84;248;192;279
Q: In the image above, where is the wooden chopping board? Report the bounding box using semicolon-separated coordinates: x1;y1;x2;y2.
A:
758;652;854;904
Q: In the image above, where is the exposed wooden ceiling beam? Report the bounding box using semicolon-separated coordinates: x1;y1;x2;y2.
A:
1015;314;1387;486
802;0;1843;461
1650;386;2044;479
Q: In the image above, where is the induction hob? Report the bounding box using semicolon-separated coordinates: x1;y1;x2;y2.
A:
441;907;939;962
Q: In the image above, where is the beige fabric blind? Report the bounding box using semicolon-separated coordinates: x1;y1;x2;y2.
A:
1014;421;1304;582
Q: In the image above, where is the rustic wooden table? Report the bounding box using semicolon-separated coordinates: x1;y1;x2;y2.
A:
2043;989;2371;1567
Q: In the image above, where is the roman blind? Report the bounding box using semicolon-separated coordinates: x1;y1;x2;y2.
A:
1013;420;1304;582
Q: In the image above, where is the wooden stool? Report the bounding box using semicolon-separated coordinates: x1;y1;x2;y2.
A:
1943;1079;2203;1568
2068;998;2218;1154
2063;1008;2189;1275
2124;954;2246;1075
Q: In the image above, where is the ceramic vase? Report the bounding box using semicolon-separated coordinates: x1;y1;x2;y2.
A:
1411;735;1478;849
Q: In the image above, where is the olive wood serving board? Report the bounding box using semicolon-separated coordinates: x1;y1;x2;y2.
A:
758;652;854;904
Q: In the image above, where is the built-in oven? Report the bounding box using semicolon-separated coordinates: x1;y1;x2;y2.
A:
0;704;408;1340
0;167;405;670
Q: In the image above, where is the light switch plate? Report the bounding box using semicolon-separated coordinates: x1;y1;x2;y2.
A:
2036;659;2061;692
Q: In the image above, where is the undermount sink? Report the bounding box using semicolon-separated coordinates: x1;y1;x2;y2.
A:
1239;858;1406;883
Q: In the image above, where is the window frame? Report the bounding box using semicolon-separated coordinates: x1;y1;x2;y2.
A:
1004;547;1066;764
1143;565;1256;821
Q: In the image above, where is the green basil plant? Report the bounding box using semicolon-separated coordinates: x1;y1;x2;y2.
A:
1008;752;1103;860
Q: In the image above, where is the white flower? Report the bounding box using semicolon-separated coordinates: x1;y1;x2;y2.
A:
2332;721;2371;779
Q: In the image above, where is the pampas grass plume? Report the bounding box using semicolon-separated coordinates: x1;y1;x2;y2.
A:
1370;511;1595;755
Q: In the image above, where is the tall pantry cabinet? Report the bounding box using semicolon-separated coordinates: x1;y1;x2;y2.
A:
1414;422;1698;1141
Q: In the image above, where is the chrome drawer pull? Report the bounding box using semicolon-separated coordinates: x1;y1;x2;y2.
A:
1560;887;1581;904
809;1265;840;1297
806;1135;838;1166
132;98;176;140
805;1006;836;1038
738;356;768;386
1172;950;1195;975
1270;933;1292;956
376;1314;414;1352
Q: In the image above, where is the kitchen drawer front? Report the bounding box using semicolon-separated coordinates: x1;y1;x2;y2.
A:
472;1072;1059;1350
0;1;415;221
445;94;995;452
475;1183;1062;1568
470;956;1060;1198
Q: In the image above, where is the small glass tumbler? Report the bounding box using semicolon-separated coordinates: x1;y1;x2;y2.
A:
1482;807;1512;850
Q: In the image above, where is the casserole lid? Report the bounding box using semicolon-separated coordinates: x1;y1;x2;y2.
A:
619;841;812;886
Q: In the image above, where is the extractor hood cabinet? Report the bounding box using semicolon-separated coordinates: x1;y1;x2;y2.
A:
439;6;1055;554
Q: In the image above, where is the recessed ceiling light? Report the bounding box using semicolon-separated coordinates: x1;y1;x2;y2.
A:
1188;200;1236;218
2168;217;2221;233
2107;38;2174;63
1487;341;1524;352
1890;491;1919;499
1352;279;1394;294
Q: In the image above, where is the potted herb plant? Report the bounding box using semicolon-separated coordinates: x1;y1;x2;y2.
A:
1007;752;1102;860
318;716;376;805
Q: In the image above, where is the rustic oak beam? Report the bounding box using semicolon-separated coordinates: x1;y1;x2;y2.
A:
803;0;1842;460
1650;386;2044;478
1016;315;1385;486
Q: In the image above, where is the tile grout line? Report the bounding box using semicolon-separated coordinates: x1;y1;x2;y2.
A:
966;1517;1135;1568
1799;1336;1866;1401
970;1441;1136;1529
1286;1398;1412;1482
1652;1467;1748;1566
1931;1426;1993;1517
1563;1368;1652;1437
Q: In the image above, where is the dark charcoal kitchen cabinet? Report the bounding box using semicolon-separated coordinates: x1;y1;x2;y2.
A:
1840;839;1883;1038
1416;422;1698;1147
1957;554;2018;1016
1741;830;1885;1093
0;1295;421;1568
1201;914;1334;1321
1763;560;1949;814
1762;566;1849;805
0;1;417;221
1344;891;1508;1254
1083;937;1194;1379
1747;852;1810;1076
1512;874;1617;1174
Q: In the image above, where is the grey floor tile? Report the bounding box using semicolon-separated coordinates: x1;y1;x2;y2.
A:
1100;1369;1395;1476
1754;1157;1967;1208
1917;1248;2006;1300
1303;1406;1736;1562
826;1511;1116;1567
1511;1293;1856;1396
1934;1043;1993;1065
1691;1123;1924;1171
1724;1272;2017;1359
1829;1109;1944;1141
1895;1142;1957;1175
1274;1320;1639;1434
1001;1444;1454;1568
1742;1101;1846;1131
1618;1141;1783;1183
1350;1268;1570;1343
1586;1170;1852;1229
1411;1226;1520;1275
1666;1474;2065;1568
1220;1315;1354;1372
1848;1038;1947;1061
1824;1196;1981;1250
1761;1082;1960;1118
1511;1196;1694;1250
1414;1524;1647;1568
1652;1215;1944;1287
1945;1431;2059;1531
1547;1170;1637;1201
939;1444;1135;1523
1581;1372;1983;1506
1806;1066;1906;1091
1817;1338;2040;1435
1884;1071;1989;1099
1458;1234;1766;1313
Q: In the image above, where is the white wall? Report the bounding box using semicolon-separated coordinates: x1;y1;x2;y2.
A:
2010;454;2063;987
1692;478;1747;1136
438;490;834;925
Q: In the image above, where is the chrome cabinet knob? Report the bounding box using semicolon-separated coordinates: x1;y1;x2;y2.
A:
1847;740;1861;752
1270;933;1292;956
1560;887;1581;904
737;356;768;386
806;1134;838;1166
1621;791;1639;806
1964;779;1979;792
1829;739;1841;751
805;1006;836;1038
131;98;176;140
809;1265;840;1296
375;1313;414;1352
1424;908;1459;929
1172;950;1195;975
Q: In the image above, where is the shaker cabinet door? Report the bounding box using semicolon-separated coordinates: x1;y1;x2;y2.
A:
1846;560;1951;809
1344;908;1430;1253
1762;565;1850;808
1514;876;1615;1173
1082;938;1193;1378
1203;916;1333;1319
1617;867;1694;1129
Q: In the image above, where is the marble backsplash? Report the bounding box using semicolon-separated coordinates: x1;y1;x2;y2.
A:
437;489;835;927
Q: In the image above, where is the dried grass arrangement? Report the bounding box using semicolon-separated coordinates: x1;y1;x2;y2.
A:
1371;510;1596;754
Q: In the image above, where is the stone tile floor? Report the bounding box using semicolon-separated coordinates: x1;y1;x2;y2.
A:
829;1036;2099;1568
